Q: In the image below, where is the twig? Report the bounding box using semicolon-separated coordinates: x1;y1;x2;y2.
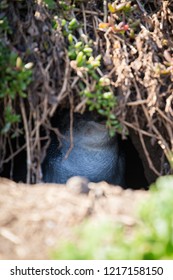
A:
20;98;31;184
81;3;87;35
3;144;26;164
103;0;108;23
0;227;21;245
7;136;14;179
127;100;148;106
156;107;173;126
64;94;74;160
138;127;160;176
50;54;70;117
74;8;104;16
134;113;161;176
133;78;170;151
122;121;157;138
136;0;148;14
74;97;87;112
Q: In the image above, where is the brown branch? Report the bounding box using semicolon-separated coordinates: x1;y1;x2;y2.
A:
20;98;31;184
50;54;70;117
64;94;74;160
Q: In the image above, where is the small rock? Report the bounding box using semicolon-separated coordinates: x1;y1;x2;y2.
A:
66;176;90;194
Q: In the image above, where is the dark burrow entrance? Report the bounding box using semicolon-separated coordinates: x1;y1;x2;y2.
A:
0;136;148;189
121;137;148;189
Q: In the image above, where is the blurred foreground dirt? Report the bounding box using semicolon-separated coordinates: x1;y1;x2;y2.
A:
0;177;148;259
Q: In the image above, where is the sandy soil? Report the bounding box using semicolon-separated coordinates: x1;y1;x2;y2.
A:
0;177;148;259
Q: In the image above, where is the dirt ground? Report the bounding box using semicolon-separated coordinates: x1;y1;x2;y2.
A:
0;177;148;260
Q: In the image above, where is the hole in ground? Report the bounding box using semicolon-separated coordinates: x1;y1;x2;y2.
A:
121;137;148;189
1;126;148;189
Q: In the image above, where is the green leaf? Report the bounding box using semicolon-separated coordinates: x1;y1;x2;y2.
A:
43;0;56;9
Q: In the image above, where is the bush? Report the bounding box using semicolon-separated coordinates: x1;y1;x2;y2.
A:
0;14;33;135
